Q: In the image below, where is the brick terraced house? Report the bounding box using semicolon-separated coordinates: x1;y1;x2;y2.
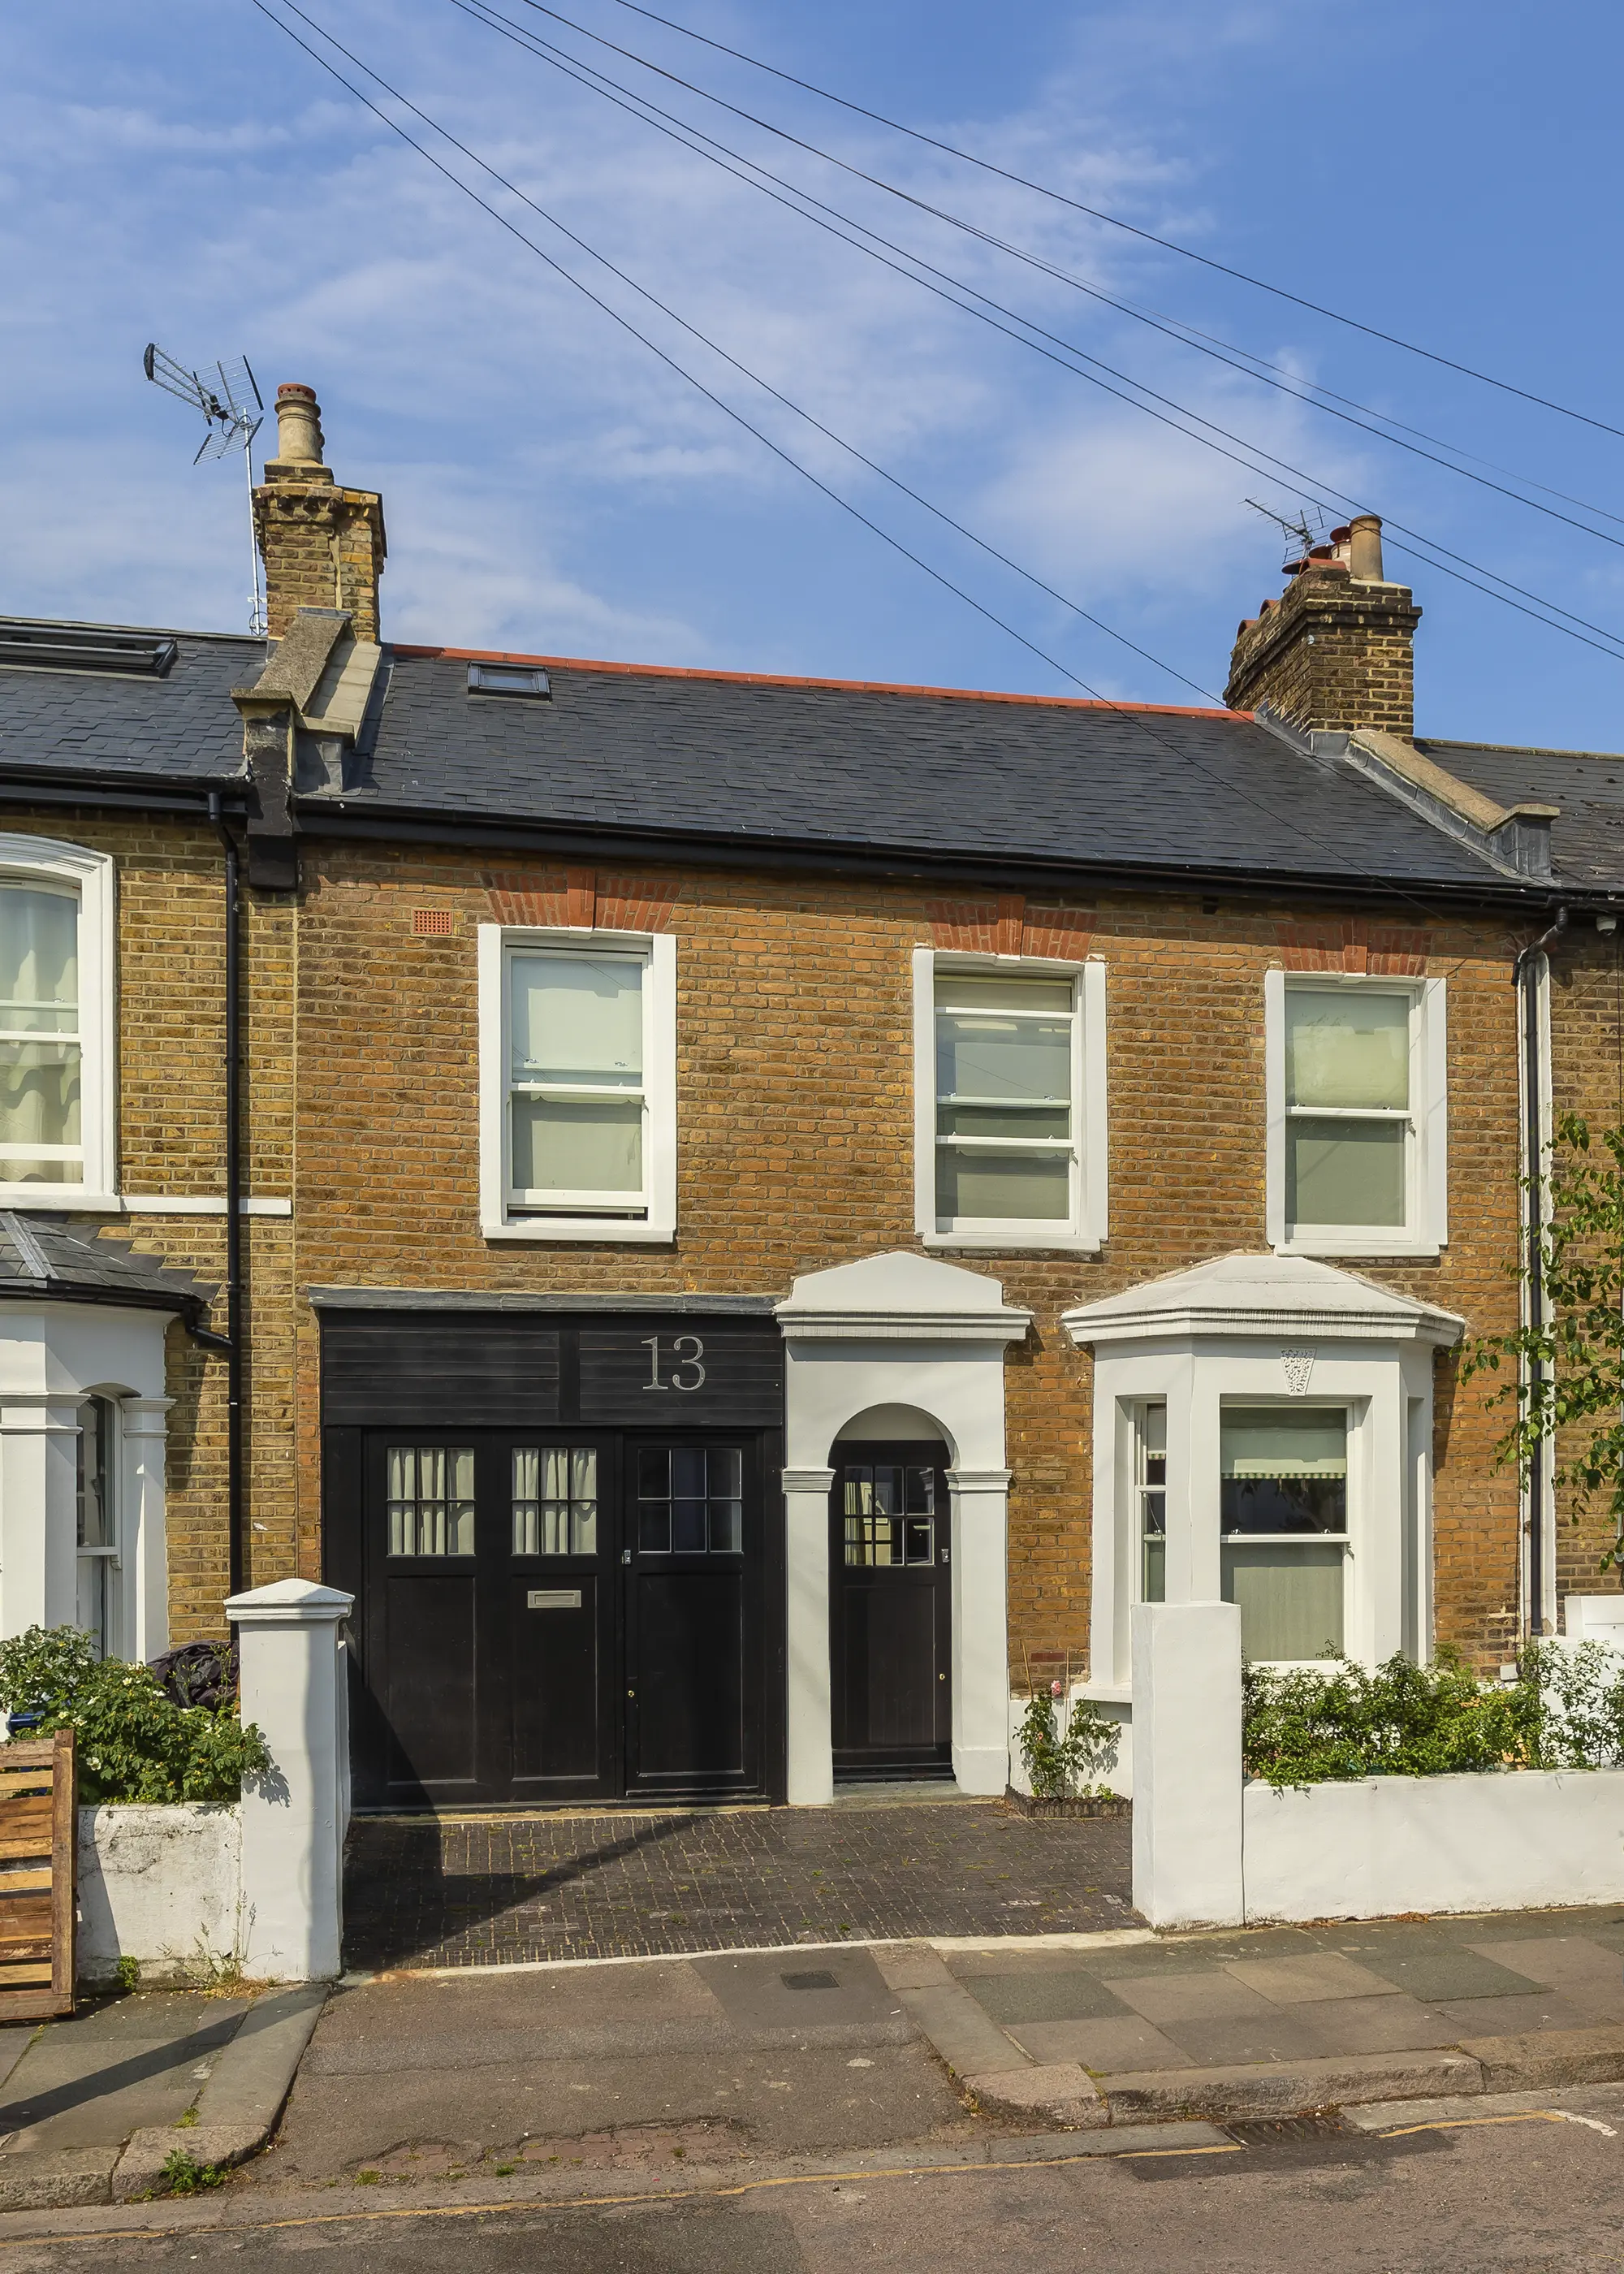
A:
0;385;1618;1811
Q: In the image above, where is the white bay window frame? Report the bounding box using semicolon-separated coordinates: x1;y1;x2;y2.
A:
1265;968;1448;1259
478;924;676;1243
1063;1254;1462;1710
913;947;1107;1252
0;835;116;1211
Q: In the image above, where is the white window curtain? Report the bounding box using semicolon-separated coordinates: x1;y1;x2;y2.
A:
1220;1405;1348;1660
1285;988;1410;1230
0;883;81;1185
934;972;1075;1226
508;950;647;1212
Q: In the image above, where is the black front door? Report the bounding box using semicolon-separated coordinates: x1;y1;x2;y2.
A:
359;1428;765;1806
830;1440;952;1779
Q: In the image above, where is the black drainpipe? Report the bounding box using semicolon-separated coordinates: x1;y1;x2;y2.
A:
208;793;245;1600
1514;906;1568;1635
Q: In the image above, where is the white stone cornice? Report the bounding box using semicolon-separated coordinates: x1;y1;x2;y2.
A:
781;1468;836;1494
1062;1250;1464;1351
946;1468;1014;1493
775;1249;1031;1345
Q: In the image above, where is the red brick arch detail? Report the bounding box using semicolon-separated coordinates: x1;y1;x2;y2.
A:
929;893;1094;960
484;869;680;933
1275;917;1431;977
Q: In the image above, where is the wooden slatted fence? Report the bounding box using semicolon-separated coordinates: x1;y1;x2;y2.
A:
0;1731;76;2020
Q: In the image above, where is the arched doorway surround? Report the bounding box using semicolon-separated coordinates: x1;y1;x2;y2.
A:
775;1252;1030;1805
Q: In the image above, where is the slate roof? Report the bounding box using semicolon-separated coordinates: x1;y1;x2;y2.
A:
1419;739;1624;893
0;613;1591;895
0;1215;214;1321
0;620;260;783
347;651;1522;892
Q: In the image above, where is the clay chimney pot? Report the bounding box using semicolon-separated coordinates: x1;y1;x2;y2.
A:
1348;512;1384;581
274;383;326;468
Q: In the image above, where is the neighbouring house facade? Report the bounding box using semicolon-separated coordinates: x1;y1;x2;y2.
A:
0;390;1618;1809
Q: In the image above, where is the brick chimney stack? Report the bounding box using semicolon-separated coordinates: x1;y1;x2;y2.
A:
252;383;386;643
1224;512;1420;738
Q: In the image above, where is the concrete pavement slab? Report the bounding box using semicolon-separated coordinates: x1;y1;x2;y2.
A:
958;1969;1130;2025
1006;2015;1188;2072
1219;1951;1402;2003
1291;1994;1461;2056
1435;1991;1595;2034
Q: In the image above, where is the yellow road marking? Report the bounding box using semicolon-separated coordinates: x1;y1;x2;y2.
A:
0;2140;1245;2248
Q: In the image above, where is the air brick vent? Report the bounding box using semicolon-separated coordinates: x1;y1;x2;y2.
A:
412;909;456;936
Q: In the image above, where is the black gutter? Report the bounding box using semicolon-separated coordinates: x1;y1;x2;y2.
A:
208;792;246;1600
288;803;1567;914
1514;906;1569;1636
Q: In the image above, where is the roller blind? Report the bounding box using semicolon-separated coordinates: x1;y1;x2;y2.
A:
1220;1407;1347;1480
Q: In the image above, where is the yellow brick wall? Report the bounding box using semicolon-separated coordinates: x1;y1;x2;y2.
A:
0;814;1535;1671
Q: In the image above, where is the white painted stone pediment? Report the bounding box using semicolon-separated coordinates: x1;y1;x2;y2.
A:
776;1249;1030;1342
1061;1250;1464;1349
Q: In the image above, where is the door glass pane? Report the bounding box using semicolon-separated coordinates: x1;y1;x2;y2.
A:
1221;1541;1345;1658
842;1463;937;1566
936;1148;1071;1221
513;1445;598;1554
0;887;78;1034
510;953;643;1086
1221;1407;1347;1533
512;1098;642;1193
637;1447;744;1555
387;1445;475;1556
1285;989;1410;1109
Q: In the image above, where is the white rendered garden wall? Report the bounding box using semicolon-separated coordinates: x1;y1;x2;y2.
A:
1133;1600;1624;1930
69;1578;353;1985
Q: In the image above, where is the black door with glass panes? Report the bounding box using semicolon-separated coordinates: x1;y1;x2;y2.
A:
829;1441;952;1779
326;1308;784;1809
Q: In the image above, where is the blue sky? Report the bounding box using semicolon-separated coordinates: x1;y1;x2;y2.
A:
5;0;1624;749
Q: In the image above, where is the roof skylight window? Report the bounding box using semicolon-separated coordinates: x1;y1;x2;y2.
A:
467;663;551;698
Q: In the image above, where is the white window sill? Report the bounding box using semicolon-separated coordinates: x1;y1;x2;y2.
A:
484;1218;676;1245
1272;1235;1443;1261
0;1191;123;1213
923;1230;1102;1256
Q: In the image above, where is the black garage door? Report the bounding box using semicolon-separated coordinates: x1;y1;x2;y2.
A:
321;1303;785;1808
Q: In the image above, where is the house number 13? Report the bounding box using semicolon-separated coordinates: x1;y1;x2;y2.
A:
641;1334;706;1391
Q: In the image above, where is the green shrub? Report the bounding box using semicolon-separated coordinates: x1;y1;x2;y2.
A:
1242;1641;1624;1790
0;1626;270;1804
1017;1682;1120;1798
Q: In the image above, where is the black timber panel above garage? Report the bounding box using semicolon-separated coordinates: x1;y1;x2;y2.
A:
317;1303;784;1429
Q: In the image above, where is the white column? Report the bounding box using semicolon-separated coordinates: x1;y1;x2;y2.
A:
119;1397;171;1663
783;1468;835;1805
0;1394;82;1639
947;1466;1012;1796
1131;1600;1244;1929
227;1577;354;1982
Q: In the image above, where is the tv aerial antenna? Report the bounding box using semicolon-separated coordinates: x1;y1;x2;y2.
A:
1244;496;1330;571
143;346;268;638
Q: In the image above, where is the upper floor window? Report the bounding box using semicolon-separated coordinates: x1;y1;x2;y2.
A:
0;838;114;1208
478;926;676;1243
913;950;1107;1252
1266;972;1446;1257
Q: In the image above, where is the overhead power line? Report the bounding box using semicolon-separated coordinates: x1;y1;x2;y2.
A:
244;0;1498;915
451;0;1624;570
428;0;1624;662
594;0;1624;446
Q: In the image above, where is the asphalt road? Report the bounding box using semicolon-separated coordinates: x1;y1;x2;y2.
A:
9;2090;1624;2272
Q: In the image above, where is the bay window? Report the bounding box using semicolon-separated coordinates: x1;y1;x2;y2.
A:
478;926;676;1241
914;949;1106;1250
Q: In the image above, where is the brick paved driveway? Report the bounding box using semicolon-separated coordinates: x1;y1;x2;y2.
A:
343;1800;1135;1969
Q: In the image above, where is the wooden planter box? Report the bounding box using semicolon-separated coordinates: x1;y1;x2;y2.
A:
1005;1787;1130;1821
